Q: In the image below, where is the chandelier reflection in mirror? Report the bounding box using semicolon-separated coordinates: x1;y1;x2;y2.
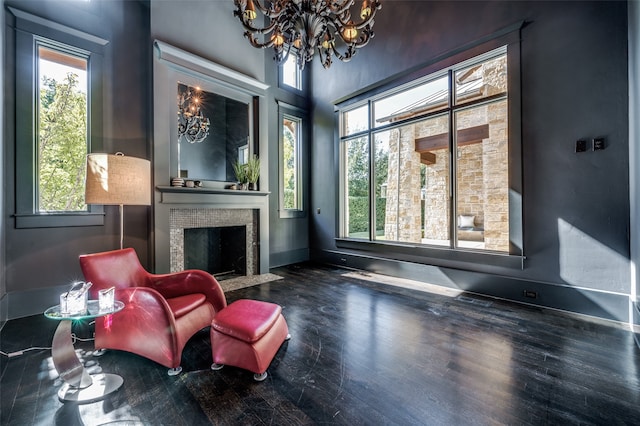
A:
233;0;382;70
177;85;210;144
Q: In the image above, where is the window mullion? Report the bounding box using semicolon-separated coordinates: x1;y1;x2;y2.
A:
368;100;375;241
447;70;457;249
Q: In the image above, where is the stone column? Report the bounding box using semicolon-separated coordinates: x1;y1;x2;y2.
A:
384;126;423;242
483;100;509;251
384;129;399;241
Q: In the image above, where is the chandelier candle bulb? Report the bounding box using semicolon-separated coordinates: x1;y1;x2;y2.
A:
361;0;372;19
272;32;285;46
342;24;358;42
244;0;257;20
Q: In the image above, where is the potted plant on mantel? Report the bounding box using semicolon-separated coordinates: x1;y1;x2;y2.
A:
245;154;260;190
232;159;248;190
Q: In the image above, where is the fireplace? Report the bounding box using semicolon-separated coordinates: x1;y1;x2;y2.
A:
184;226;247;279
169;208;258;277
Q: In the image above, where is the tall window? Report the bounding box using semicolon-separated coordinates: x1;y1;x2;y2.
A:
37;44;89;212
13;8;106;228
340;47;513;254
281;52;302;91
279;103;306;217
283;115;301;209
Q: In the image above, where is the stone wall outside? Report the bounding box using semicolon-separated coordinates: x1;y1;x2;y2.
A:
381;54;509;250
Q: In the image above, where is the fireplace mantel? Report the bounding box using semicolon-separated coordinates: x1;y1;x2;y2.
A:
157;186;270;197
154;186;270;274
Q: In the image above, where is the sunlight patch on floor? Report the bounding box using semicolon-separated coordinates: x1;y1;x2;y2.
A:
342;271;463;298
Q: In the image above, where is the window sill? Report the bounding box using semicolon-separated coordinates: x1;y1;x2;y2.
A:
279;209;306;219
335;238;524;270
15;212;105;229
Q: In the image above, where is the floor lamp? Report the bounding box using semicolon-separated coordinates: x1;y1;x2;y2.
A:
85;152;151;249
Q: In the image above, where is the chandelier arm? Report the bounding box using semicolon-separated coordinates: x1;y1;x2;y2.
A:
326;0;355;16
233;0;280;17
330;0;381;29
237;17;280;35
251;0;303;21
332;22;375;47
329;46;355;63
333;11;377;30
274;42;294;65
352;33;374;48
353;14;378;30
261;0;296;20
348;32;373;48
245;32;279;49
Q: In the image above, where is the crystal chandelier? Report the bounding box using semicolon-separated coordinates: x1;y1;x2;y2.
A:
233;0;382;70
177;85;210;144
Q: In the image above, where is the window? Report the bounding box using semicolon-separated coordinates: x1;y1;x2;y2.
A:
12;8;106;228
278;102;306;218
339;46;520;261
37;43;88;212
238;145;249;165
282;115;301;209
280;52;302;91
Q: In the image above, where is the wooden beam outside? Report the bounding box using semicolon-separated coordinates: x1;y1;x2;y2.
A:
420;151;437;165
415;124;489;152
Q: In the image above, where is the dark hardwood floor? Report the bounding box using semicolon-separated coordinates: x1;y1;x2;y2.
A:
2;262;640;425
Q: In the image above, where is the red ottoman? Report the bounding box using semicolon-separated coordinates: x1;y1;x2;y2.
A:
210;299;290;381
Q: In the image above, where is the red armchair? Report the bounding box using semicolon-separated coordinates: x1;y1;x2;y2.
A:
79;248;227;375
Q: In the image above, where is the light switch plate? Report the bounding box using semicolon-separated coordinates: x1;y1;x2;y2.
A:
593;138;605;151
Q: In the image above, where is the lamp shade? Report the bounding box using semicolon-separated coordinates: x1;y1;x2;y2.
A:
85;153;151;206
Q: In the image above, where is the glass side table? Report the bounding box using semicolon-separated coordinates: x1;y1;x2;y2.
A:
44;300;125;403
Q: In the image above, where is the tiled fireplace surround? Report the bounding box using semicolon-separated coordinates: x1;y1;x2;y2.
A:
169;208;257;275
154;187;270;276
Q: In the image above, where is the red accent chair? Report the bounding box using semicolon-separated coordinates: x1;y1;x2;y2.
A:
79;248;227;375
210;299;290;381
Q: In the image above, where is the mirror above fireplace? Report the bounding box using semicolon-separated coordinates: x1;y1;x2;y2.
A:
153;40;268;188
177;82;254;183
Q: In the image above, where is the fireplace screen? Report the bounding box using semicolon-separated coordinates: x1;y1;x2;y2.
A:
184;226;246;279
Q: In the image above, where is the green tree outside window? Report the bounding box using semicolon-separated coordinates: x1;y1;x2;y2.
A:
37;49;88;212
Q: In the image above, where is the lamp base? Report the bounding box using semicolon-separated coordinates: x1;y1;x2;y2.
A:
58;373;123;403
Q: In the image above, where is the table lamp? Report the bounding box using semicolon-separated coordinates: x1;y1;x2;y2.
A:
85;152;151;249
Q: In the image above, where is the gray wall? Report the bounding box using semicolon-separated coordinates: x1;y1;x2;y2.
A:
630;0;640;329
0;0;5;323
309;1;631;321
150;0;265;82
2;0;151;319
